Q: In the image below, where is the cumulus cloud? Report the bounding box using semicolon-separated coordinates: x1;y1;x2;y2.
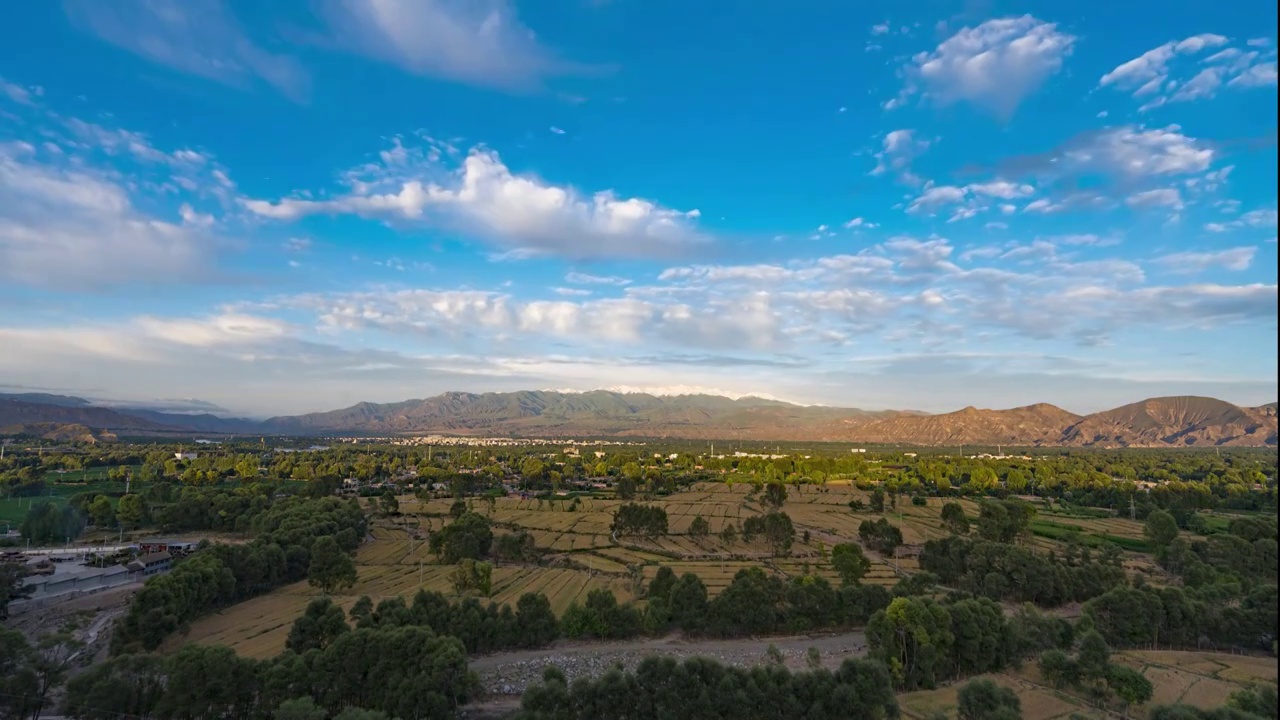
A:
244;142;707;260
1100;34;1277;110
905;180;1034;220
869;129;931;184
64;0;309;101
887;15;1075;118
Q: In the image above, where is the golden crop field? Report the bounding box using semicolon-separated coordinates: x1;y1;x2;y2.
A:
179;481;1178;659
899;649;1277;720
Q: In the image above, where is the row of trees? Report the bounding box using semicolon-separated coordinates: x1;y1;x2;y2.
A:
111;496;367;653
61;626;473;720
919;536;1127;606
610;503;669;538
1038;631;1154;715
329;589;560;654
1081;583;1277;653
866;596;1071;691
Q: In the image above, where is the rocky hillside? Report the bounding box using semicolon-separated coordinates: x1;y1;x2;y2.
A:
267;391;1276;447
0;399;173;433
1;391;1275;447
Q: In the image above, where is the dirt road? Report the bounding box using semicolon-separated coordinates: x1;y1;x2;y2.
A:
469;629;867;696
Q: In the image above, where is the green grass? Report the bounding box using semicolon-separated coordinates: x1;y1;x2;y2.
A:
0;478;131;526
1029;519;1151;553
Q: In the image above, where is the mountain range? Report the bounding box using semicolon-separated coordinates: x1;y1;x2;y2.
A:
0;391;1276;448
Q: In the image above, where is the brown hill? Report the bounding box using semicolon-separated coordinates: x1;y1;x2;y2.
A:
3;391;1276;447
845;403;1083;446
0;422;116;443
1061;396;1278;447
0;400;176;433
264;391;1276;447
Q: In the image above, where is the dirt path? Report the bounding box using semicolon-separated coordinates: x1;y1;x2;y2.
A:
469;629;867;695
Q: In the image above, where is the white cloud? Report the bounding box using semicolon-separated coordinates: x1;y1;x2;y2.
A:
1229;61;1278;87
871;23;890;36
315;0;591;91
889;15;1075;118
1100;34;1276;109
843;217;879;229
869;129;930;184
1154;247;1257;273
1206;208;1279;232
0;145;216;288
1014;125;1215;188
549;126;566;135
64;0;309;101
244;144;707;259
1125;188;1184;210
565;272;632;286
906;180;1033;218
0;76;40;105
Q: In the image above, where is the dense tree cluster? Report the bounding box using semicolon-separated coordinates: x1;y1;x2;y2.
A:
429;511;494;563
1081;583;1278;653
975;499;1036;544
336;589;559;654
867;596;1072;691
1038;631;1154;714
63;626;474;720
1157;520;1278;589
742;511;795;557
610;503;669;538
858;518;904;555
18;500;86;544
517;656;899;720
111;496;366;653
562;588;646;640
919;536;1126;606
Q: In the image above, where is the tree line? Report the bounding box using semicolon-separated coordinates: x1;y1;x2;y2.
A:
110;496;367;653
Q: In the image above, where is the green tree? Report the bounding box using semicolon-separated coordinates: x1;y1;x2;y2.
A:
1107;664;1154;716
450;559;493;597
116;494;146;530
308;536;358;595
870;488;886;513
1144;509;1179;550
1076;630;1111;681
89;495;116;527
521;457;546;480
763;482;788;509
0;563;33;620
379;489;400;516
28;629;85;720
957;678;1022;720
867;596;955;690
431;512;494;562
287;596;350;653
941;501;970;535
832;542;871;586
719;522;738;544
275;697;328;720
688;515;710;542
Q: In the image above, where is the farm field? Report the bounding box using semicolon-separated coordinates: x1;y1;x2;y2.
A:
0;477;130;525
898;649;1277;720
178;482;1202;659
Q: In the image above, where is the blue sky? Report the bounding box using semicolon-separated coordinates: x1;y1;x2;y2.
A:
0;0;1275;417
